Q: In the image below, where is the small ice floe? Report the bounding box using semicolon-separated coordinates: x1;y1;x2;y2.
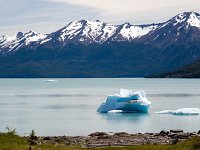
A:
97;88;151;113
155;108;200;115
43;79;58;82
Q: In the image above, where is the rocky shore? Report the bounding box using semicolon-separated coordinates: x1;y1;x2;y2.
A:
29;129;200;148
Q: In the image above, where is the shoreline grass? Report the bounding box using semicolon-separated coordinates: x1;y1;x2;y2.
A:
0;132;200;150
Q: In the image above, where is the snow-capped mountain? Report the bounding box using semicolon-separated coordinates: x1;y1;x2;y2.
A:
0;21;159;52
1;11;200;53
0;31;46;53
1;12;200;78
112;23;158;41
41;20;158;48
144;12;200;46
52;20;118;44
164;11;200;29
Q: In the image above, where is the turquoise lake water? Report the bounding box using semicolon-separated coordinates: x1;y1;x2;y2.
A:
0;78;200;136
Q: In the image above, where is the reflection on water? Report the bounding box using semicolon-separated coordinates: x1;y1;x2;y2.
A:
0;78;200;136
99;112;150;123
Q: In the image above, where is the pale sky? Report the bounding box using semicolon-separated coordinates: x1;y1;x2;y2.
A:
1;0;200;36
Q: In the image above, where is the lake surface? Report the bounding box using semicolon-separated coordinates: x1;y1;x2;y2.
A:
0;78;200;136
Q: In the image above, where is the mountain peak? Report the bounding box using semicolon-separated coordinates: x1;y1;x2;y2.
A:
177;11;200;20
122;22;132;27
159;11;200;30
171;11;200;28
66;19;105;26
181;11;200;17
27;30;37;35
16;32;24;38
186;12;200;28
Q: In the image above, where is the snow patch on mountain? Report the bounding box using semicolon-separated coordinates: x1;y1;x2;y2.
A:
0;31;47;52
59;21;83;41
114;23;158;41
24;31;47;44
173;12;200;28
82;20;117;43
78;20;117;43
187;12;200;28
173;14;187;26
160;12;200;30
57;20;118;44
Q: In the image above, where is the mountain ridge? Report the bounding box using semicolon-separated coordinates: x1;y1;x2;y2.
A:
0;11;200;78
1;11;200;53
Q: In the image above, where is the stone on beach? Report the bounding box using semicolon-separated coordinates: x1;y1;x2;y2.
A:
89;132;109;137
113;132;130;137
198;130;200;134
170;129;183;133
159;130;169;136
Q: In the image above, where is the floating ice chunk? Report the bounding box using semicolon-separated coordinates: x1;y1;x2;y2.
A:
155;110;174;114
43;80;58;82
155;108;200;115
97;89;151;113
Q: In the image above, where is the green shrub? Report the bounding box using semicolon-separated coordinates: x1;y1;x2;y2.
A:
5;127;17;135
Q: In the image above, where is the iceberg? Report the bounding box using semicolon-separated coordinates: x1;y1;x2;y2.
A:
155;108;200;115
97;89;151;113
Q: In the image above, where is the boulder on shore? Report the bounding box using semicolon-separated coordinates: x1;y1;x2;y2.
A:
113;132;130;137
170;129;183;133
88;132;108;137
159;130;169;136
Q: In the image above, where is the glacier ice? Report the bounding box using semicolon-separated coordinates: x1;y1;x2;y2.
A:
97;89;151;113
155;108;200;115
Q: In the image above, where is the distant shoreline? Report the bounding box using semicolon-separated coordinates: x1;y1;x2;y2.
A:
0;77;198;79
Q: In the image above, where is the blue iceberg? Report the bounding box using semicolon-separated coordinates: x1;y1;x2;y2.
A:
97;89;151;113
